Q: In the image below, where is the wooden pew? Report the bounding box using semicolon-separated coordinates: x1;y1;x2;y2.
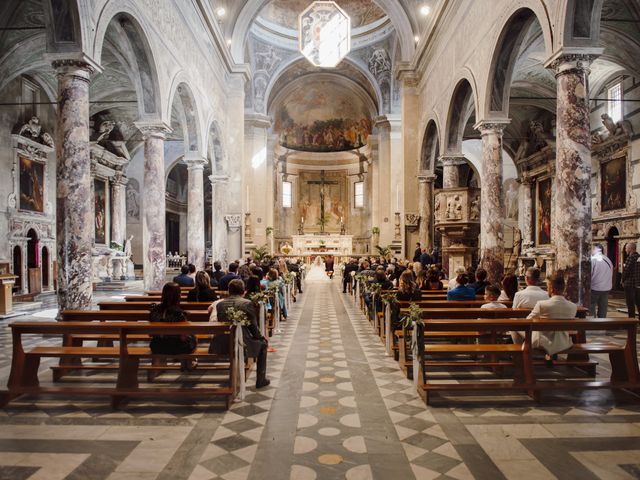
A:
0;321;238;409
413;317;639;405
99;301;213;311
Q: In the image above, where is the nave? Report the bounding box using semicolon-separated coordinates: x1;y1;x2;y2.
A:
1;267;640;480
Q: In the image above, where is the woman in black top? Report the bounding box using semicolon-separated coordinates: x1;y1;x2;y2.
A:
397;270;422;301
149;282;197;370
244;275;262;297
187;272;219;302
423;271;444;291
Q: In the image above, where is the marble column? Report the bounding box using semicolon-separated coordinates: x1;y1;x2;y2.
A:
440;156;462;189
418;175;434;248
210;174;229;266
110;171;127;248
476;121;508;284
186;158;206;270
547;52;598;305
53;59;95;312
519;177;533;249
136;123;171;291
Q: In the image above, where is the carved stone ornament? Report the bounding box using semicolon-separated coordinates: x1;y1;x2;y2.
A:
405;213;420;228
225;214;242;231
17;116;54;148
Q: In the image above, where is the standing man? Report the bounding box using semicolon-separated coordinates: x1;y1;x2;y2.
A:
413;242;422;262
621;242;640;318
590;244;613;317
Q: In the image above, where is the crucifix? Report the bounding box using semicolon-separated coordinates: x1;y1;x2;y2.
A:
307;170;338;233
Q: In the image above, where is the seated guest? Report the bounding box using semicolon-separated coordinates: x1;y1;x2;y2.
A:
187;263;196;281
218;262;240;291
262;268;287;319
469;268;489;295
513;267;549;308
423;272;444;291
447;266;466;291
173;265;195;287
481;285;507;309
522;274;577;360
149;282;196;371
210;261;225;286
244;275;262;297
187;271;219;302
498;274;519;301
397;270;422;301
372;268;393;289
215;279;270;388
447;274;476;300
416;269;428;290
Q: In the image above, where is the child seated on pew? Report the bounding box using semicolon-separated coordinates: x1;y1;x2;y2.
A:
481;285;507;309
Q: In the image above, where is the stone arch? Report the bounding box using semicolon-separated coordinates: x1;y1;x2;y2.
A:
420;119;440;173
230;0;415;63
444;76;479;154
167;78;202;154
206;121;226;174
484;7;554;118
558;0;606;47
42;0;83;51
93;8;162;118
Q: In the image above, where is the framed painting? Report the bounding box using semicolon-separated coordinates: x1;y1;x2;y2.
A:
601;155;626;212
536;178;552;245
19;156;45;213
94;179;107;244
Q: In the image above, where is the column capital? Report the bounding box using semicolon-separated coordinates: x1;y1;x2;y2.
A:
474;119;510;135
439;155;466;167
418;174;436;184
185;157;207;171
110;171;128;186
544;48;603;76
49;53;102;79
135;121;172;140
244;113;272;129
374;115;390;130
209;174;229;185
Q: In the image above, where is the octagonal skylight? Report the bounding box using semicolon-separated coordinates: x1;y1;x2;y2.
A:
299;1;351;68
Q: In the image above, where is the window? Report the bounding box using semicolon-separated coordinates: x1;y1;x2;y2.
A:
354;181;364;208
282;181;292;208
608;82;623;123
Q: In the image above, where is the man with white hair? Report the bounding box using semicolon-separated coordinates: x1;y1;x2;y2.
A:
622;241;640;318
448;266;466;291
590;244;613;317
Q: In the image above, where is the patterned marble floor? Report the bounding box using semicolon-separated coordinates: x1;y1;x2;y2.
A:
1;270;640;479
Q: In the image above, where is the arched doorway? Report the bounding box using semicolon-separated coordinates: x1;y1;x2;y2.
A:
42;246;49;289
606;227;620;289
13;246;22;293
26;229;40;294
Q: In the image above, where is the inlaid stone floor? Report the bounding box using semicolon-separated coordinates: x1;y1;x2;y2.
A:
1;269;640;479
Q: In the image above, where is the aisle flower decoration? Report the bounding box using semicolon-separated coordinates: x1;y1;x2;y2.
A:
225;306;250;401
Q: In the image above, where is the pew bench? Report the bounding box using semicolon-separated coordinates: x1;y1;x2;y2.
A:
414;318;639;405
1;321;238;409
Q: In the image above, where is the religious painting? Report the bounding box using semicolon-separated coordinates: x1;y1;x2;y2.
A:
299;2;350;68
536;178;552;245
601;155;626;212
274;79;372;153
299;171;346;233
19;156;45;213
94;179;107;244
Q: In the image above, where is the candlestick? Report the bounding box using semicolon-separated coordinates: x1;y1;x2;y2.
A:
246;185;249;208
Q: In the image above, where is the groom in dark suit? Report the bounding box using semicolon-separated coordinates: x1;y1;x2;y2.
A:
215;279;270;388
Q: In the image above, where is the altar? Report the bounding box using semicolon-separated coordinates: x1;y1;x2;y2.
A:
292;234;353;255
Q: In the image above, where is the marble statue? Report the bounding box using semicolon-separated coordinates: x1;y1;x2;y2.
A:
124;235;133;258
470;196;480;220
446;195;462;220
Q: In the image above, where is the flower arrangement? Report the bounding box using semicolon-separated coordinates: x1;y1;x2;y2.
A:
248;291;269;304
400;303;423;329
381;291;398;306
225;307;251;327
284;273;295;285
367;282;382;296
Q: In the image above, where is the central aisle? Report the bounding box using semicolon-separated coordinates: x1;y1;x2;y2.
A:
192;266;470;479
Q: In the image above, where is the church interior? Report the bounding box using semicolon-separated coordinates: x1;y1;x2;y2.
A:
0;0;640;478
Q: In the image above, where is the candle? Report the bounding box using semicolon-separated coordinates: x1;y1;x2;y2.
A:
301;217;304;224
340;216;343;223
396;185;400;211
246;186;249;208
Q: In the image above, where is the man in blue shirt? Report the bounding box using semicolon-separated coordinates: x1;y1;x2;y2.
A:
218;262;240;291
173;265;194;287
447;273;476;300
